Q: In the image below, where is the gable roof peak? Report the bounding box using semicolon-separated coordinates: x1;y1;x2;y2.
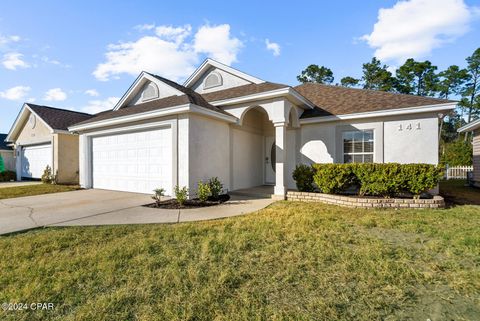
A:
183;58;265;88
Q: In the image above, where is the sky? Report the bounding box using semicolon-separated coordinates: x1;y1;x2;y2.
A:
0;0;479;133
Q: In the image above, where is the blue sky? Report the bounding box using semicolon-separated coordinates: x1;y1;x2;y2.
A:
0;0;479;132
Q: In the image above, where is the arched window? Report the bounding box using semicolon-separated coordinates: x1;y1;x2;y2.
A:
141;82;159;101
203;72;223;89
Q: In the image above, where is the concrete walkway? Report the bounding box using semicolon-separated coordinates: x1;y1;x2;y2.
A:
0;189;274;235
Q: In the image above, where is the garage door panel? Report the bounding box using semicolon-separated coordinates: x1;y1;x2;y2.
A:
21;144;52;179
91;127;173;195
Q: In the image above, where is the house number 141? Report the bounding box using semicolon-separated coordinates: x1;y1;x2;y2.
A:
398;122;421;131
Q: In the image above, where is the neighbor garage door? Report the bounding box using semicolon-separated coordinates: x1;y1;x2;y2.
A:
21;144;52;179
91;128;173;195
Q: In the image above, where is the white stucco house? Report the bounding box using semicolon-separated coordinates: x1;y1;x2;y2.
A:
68;59;457;198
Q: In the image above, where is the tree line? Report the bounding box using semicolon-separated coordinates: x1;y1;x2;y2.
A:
297;47;480;166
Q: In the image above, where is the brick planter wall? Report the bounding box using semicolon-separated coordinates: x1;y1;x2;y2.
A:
286;191;445;209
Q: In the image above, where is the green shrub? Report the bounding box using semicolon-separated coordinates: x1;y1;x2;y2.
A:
207;177;223;200
312;164;356;194
0;155;4;173
174;185;188;206
352;163;403;197
0;170;16;182
197;181;211;203
400;164;444;198
292;164;316;192
152;188;166;205
311;163;443;198
41;166;54;184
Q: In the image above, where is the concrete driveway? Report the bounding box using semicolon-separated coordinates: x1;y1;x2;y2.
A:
0;189;274;235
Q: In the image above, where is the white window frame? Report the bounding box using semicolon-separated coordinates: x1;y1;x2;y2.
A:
342;129;374;163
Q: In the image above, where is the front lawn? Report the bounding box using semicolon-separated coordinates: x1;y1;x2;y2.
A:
0;184;80;200
1;201;479;320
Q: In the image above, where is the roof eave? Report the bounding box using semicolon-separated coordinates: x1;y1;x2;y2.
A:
300;102;457;124
69;103;237;132
458;118;480;132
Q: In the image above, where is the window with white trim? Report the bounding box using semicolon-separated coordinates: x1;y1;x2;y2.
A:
342;130;374;163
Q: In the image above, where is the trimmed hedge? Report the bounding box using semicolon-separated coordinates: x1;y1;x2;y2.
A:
298;163;443;198
292;164;315;192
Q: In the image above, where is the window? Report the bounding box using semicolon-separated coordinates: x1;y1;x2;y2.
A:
203;72;223;89
343;130;374;163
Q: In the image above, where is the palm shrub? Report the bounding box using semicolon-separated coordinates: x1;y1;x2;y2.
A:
197;181;211;203
207;177;223;200
174;185;188;206
292;164;316;192
152;188;165;206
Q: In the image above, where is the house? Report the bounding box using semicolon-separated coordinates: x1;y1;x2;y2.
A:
5;104;92;183
0;133;14;172
458;119;480;187
68;59;456;198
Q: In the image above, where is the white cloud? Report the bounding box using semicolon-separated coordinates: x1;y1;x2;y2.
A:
134;24;155;31
155;25;192;44
82;97;119;114
2;52;30;70
0;86;30;100
193;24;243;64
265;39;281;56
361;0;477;63
84;89;100;97
0;34;20;45
44;88;67;101
93;23;243;82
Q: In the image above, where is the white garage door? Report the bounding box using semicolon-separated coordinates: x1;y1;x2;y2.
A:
21;144;53;179
91;128;173;195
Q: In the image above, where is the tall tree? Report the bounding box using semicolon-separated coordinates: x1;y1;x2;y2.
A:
361;57;395;92
461;48;480;124
437;65;469;99
297;65;334;84
340;76;360;88
395;59;439;96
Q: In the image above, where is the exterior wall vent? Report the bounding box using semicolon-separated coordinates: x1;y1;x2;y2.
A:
141;82;159;101
203;72;223;89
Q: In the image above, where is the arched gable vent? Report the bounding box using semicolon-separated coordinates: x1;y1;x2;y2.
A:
141;82;159;101
203;72;223;89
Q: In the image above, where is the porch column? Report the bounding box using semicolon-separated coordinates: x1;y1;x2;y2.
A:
274;121;287;198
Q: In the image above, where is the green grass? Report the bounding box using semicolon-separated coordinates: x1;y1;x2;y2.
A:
440;179;480;205
0;184;80;200
1;201;479;320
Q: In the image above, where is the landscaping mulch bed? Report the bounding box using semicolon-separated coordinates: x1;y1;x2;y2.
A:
145;194;230;209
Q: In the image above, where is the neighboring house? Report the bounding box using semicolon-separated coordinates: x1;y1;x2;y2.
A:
0;133;15;172
458;119;480;187
5;104;92;183
69;59;457;198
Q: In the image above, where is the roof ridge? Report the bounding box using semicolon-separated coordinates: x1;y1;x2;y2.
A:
27;103;93;116
294;83;456;103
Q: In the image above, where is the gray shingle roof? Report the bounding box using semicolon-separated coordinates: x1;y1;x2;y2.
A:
0;134;12;150
296;83;456;118
27;104;93;130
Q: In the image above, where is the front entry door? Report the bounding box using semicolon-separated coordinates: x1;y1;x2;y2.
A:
265;136;275;184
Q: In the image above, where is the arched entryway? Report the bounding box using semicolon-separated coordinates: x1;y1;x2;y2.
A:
230;100;300;198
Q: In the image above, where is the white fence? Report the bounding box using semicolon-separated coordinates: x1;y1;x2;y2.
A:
445;165;473;180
